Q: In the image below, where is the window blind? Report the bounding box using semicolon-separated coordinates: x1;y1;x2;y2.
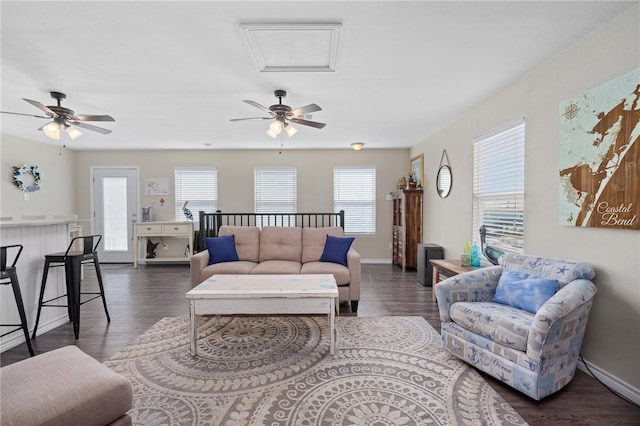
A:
334;167;376;235
254;167;297;226
472;118;525;253
175;168;217;229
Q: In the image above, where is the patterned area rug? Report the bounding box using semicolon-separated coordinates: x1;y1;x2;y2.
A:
105;316;528;425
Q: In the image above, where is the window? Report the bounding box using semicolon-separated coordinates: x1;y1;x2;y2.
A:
254;167;296;226
472;118;525;253
175;168;217;229
334;167;376;235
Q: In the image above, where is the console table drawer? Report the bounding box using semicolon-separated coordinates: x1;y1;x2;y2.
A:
163;224;190;234
136;224;163;234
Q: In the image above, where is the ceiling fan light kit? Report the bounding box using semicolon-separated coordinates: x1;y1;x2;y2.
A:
42;122;60;139
232;90;325;139
42;122;83;140
285;123;297;137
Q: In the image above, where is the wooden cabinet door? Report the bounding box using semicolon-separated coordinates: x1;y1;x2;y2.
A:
391;190;422;270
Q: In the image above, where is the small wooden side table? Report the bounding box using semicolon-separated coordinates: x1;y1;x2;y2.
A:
429;258;484;301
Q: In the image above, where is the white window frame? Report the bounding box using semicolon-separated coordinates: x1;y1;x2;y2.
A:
175;167;218;230
334;166;376;235
472;118;525;254
254;167;297;226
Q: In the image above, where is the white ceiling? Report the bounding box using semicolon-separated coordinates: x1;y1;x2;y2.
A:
1;1;635;151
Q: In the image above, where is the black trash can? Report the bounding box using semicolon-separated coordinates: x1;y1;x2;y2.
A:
417;243;444;286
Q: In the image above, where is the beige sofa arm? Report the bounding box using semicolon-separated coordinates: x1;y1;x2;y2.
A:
346;248;361;301
190;250;209;288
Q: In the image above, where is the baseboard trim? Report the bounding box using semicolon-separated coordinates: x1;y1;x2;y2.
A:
0;316;67;353
361;259;392;264
578;358;640;406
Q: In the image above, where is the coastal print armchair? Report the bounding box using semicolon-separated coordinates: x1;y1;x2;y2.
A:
435;253;597;400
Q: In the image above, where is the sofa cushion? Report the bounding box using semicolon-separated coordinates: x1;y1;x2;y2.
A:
493;270;558;313
205;235;239;265
251;260;302;275
201;260;258;280
319;235;354;267
300;261;351;285
219;226;260;262
259;226;302;262
450;301;534;352
302;227;345;263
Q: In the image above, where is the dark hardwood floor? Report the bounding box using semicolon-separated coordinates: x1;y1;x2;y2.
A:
2;263;638;425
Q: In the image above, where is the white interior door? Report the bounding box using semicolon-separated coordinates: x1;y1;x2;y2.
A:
92;167;139;263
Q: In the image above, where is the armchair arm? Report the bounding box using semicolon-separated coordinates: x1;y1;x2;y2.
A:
346;248;361;301
526;279;597;360
435;265;502;322
190;250;210;288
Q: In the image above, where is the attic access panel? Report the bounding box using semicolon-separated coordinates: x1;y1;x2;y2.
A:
240;23;342;72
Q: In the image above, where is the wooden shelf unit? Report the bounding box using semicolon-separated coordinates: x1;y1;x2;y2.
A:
392;189;423;271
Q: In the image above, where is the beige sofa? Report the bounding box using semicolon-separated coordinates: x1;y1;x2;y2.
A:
190;226;361;311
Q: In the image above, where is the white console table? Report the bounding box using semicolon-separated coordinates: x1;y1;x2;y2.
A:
133;221;194;268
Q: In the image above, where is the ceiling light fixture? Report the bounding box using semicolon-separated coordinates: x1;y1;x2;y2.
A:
266;118;282;138
42;121;83;140
66;126;82;140
351;142;365;151
267;115;299;139
285;123;297;137
43;122;61;139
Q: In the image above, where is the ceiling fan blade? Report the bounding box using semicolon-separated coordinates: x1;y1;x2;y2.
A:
71;121;112;134
230;117;272;121
0;110;50;119
290;117;326;129
74;114;115;122
290;103;321;116
243;100;272;114
22;98;57;117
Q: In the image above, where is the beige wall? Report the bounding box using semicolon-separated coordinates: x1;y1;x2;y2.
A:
74;149;409;260
415;6;640;392
0;135;77;219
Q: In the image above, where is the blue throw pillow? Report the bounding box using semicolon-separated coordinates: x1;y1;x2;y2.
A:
319;235;355;267
493;269;559;313
205;235;239;265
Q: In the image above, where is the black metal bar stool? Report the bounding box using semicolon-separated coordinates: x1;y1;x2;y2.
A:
32;235;110;339
1;244;35;356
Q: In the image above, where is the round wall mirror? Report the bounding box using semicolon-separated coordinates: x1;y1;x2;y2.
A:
436;165;452;198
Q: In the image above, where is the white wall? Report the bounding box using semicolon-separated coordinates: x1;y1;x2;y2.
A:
0;135;77;219
415;6;640;395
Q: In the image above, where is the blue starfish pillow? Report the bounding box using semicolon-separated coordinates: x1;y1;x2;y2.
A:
493;270;558;313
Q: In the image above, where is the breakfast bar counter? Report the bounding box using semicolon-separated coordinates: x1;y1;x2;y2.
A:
0;219;87;352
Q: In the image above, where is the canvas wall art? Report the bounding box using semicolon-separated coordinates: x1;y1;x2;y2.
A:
559;68;639;230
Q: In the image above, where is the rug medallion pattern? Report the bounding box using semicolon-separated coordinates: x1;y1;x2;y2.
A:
105;316;528;425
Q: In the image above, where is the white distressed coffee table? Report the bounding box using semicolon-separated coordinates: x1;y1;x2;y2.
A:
185;274;339;356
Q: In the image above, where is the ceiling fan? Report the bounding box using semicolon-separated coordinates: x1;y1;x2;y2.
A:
231;90;325;138
0;91;114;141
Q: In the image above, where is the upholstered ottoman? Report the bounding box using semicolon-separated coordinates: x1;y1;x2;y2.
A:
0;345;133;426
